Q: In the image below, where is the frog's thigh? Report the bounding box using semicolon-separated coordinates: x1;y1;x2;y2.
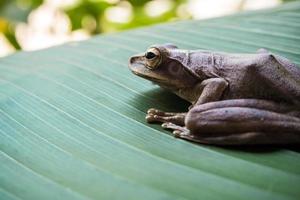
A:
185;105;300;144
190;99;297;115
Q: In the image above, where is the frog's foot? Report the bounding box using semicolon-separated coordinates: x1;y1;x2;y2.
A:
146;108;186;126
161;122;191;138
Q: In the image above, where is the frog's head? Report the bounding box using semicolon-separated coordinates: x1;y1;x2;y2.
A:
128;44;200;90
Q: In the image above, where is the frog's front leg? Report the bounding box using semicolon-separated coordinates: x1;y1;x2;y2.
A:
145;78;228;126
182;99;300;145
146;108;186;126
193;78;228;105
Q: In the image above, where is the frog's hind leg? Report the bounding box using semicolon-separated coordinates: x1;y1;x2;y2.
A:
184;99;300;145
191;99;299;117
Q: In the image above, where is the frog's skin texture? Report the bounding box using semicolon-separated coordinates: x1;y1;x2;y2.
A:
128;44;300;145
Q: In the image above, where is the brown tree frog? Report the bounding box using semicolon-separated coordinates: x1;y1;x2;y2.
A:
128;44;300;145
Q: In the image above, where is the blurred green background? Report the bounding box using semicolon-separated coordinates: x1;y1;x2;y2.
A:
0;0;295;57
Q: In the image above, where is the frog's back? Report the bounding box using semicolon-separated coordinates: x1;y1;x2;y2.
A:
188;50;300;104
218;52;300;104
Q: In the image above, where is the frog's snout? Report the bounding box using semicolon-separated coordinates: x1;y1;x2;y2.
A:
129;56;138;67
129;54;145;66
128;53;146;73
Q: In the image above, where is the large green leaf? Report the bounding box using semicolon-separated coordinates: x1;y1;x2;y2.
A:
1;2;300;200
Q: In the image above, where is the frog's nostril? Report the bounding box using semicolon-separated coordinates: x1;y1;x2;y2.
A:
129;56;136;64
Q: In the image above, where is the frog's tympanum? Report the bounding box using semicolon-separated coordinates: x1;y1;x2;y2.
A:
128;44;300;145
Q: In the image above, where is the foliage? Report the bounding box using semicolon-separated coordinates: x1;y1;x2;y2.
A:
0;0;187;50
0;0;42;49
1;1;300;200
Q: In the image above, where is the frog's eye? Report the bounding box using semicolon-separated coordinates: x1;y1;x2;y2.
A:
145;48;161;69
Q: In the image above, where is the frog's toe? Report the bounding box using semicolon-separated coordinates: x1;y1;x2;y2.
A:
173;130;182;138
146;113;167;123
147;108;169;116
172;130;191;138
161;122;197;141
162;122;189;133
161;122;182;130
146;113;174;123
147;108;159;115
145;113;157;123
146;113;185;125
147;108;180;117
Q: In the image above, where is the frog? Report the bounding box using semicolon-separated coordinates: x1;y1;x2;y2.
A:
128;44;300;145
